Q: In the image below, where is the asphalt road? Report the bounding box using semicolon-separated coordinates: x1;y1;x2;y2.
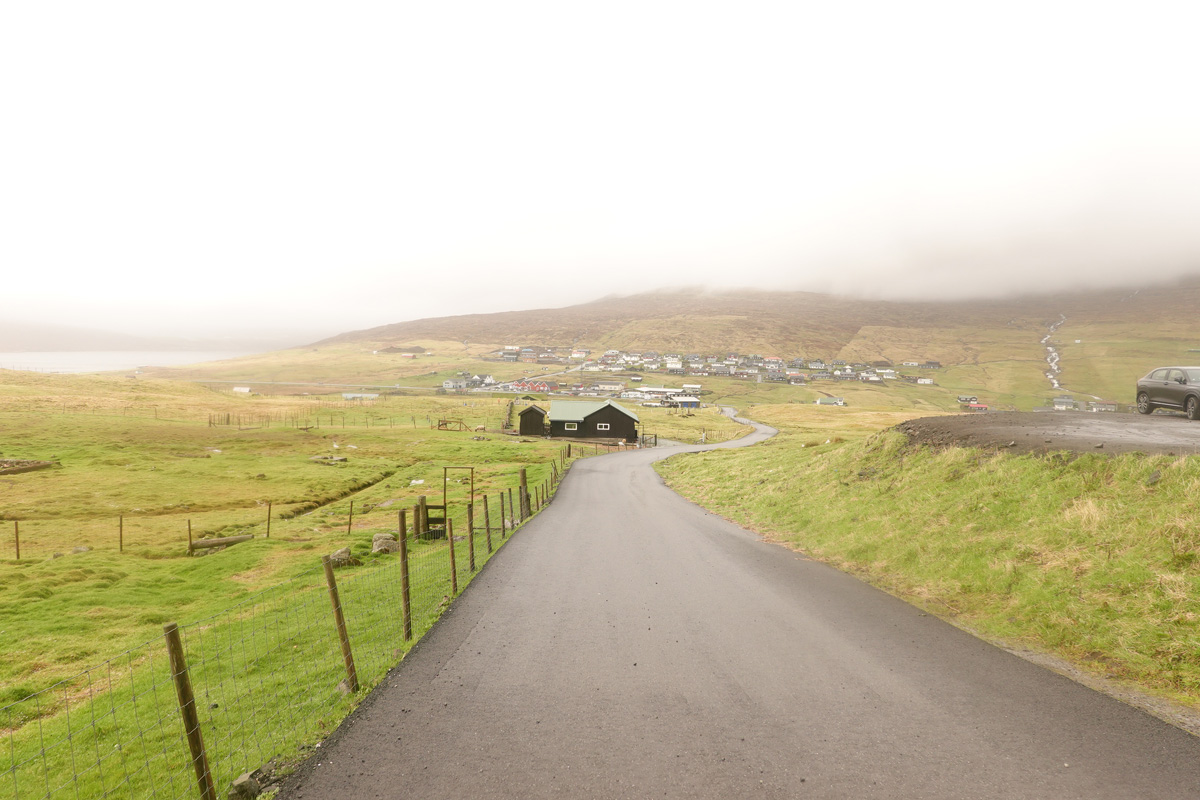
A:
279;417;1200;799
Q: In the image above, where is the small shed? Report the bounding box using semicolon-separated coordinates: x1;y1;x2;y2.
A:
548;400;639;442
518;405;548;436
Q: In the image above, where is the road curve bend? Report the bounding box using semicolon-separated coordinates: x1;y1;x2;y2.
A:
280;413;1200;799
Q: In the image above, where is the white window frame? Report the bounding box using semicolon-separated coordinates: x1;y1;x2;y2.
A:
565;422;578;431
596;423;610;431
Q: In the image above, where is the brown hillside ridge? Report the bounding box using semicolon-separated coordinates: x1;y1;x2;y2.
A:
316;276;1200;355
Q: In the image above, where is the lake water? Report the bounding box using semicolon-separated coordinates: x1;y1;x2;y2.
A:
0;351;257;374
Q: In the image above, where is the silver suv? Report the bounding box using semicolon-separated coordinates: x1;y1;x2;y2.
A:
1136;367;1200;419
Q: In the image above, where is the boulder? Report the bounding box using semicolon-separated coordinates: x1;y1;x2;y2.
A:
327;547;362;567
227;771;261;799
371;534;399;554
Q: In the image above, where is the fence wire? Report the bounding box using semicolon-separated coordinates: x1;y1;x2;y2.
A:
1;457;570;799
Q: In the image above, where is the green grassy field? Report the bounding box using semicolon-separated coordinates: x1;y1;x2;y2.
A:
0;370;742;692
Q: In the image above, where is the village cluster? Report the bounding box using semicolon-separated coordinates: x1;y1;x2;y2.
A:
438;347;946;406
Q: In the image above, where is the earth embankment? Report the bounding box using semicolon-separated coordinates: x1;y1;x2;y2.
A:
897;411;1200;455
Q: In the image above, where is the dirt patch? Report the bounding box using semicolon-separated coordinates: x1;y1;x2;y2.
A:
0;459;54;475
896;411;1200;456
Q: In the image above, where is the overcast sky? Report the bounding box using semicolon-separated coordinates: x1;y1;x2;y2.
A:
3;1;1200;343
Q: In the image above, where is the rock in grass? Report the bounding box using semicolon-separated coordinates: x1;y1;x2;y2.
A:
327;547;362;567
227;772;261;799
371;533;399;554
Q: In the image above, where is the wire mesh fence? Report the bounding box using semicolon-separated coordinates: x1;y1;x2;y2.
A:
1;454;573;799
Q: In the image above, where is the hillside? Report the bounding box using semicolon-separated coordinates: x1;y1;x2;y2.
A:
317;278;1200;356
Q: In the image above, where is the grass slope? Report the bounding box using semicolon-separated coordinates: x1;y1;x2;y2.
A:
658;412;1200;707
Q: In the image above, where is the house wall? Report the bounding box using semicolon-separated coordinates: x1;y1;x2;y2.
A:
550;405;639;441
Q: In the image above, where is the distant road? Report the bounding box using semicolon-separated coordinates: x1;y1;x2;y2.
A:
280;414;1200;799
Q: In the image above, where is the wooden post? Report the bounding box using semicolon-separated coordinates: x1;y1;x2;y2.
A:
509;487;518;524
483;496;493;553
418;496;428;539
13;521;19;561
322;555;359;693
119;515;123;552
519;468;530;519
499;493;507;537
163;622;217;800
399;510;412;641
567;443;572;458
412;503;421;541
447;519;458;595
467;503;477;572
266;502;272;538
347;500;354;535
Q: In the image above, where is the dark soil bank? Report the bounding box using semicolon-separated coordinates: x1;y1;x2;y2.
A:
897;411;1200;456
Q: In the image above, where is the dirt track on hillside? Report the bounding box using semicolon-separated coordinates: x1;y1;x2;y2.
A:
896;411;1200;456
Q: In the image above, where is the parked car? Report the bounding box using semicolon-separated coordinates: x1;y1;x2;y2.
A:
1136;366;1200;419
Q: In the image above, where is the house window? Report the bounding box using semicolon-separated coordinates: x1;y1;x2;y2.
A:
565;422;578;431
596;423;610;431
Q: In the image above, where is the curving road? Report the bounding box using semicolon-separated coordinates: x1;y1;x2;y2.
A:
280;414;1200;799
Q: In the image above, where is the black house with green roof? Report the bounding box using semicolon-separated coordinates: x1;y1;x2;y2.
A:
548;400;639;442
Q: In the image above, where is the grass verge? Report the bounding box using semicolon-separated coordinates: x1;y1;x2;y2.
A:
656;419;1200;709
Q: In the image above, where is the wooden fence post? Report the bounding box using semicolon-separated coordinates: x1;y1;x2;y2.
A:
266;502;272;538
447;519;458;595
483;496;493;553
519;468;530;519
399;510;412;641
346;500;354;535
467;503;477;573
499;493;507;537
163;623;217;800
418;496;428;540
508;488;516;525
322;555;359;693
